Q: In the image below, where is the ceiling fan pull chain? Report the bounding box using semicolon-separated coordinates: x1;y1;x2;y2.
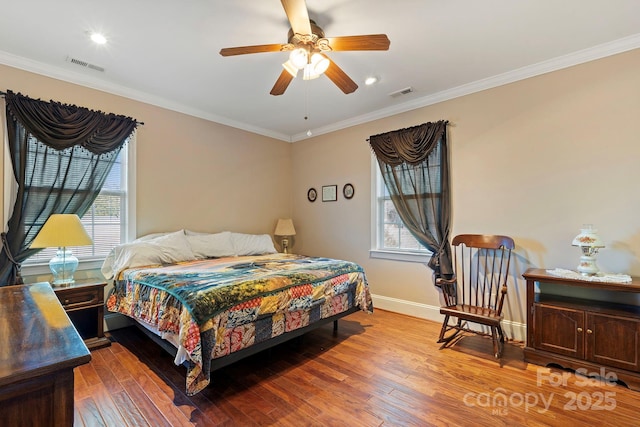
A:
305;82;312;137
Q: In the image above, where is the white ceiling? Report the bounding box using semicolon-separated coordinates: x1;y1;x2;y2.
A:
1;1;639;142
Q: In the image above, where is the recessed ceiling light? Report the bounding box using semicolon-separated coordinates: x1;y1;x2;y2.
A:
90;32;107;45
365;76;379;86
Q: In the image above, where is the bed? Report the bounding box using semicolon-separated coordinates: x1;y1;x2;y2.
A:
103;230;373;396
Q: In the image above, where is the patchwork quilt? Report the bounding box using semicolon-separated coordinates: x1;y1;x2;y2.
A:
107;253;373;395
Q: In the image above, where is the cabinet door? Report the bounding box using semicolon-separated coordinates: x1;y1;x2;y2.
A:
534;303;584;358
586;312;640;372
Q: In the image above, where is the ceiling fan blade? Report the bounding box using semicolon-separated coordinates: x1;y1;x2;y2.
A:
220;44;284;56
326;34;391;51
323;56;358;94
270;70;295;96
281;0;312;35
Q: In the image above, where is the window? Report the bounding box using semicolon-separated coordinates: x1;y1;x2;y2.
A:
370;156;430;263
19;138;135;270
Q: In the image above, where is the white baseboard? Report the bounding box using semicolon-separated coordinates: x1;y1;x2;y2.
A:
370;293;527;342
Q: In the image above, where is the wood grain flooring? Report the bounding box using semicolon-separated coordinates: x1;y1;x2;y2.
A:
73;309;640;426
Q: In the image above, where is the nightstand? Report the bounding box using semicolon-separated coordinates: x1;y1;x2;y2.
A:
53;280;111;350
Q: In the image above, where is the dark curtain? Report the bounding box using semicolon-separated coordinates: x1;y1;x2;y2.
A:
0;90;138;286
369;120;453;279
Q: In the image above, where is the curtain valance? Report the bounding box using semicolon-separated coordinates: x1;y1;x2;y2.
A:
4;90;138;155
369;120;448;166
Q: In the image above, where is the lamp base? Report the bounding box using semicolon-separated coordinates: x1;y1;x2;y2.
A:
281;237;290;254
49;248;78;286
577;255;599;276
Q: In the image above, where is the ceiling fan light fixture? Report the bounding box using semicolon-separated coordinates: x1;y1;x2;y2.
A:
219;0;390;96
303;53;329;80
289;47;308;69
310;53;330;74
303;65;321;80
282;60;299;77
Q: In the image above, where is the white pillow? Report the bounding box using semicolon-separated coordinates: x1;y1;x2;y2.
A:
185;229;210;236
230;233;277;256
101;230;195;280
134;230;183;242
186;231;235;259
151;231;195;260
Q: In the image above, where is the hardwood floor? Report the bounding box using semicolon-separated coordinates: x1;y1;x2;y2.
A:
74;309;640;426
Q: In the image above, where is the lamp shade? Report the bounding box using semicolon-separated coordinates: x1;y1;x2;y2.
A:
282;59;299;77
274;218;296;236
310;53;329;74
571;224;604;276
571;225;604;248
289;48;308;69
30;214;93;248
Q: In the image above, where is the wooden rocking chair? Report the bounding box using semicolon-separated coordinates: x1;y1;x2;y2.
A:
436;234;515;358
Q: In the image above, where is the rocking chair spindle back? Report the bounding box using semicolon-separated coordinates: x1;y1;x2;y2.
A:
436;234;515;358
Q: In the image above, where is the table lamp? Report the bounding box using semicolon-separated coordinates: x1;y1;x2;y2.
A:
30;214;93;286
572;224;605;276
274;218;296;254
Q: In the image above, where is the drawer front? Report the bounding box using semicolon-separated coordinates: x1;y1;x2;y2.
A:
56;288;102;309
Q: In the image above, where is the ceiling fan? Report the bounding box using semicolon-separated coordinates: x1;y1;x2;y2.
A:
219;0;390;96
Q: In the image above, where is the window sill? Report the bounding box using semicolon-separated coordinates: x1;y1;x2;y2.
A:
369;249;431;263
21;258;105;276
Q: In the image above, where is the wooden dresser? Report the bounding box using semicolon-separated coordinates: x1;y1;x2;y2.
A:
523;268;640;390
0;282;91;426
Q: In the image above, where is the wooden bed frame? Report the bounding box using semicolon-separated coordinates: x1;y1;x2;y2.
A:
135;305;360;371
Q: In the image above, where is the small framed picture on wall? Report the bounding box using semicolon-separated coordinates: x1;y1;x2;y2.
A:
307;188;317;202
343;183;355;199
322;185;337;202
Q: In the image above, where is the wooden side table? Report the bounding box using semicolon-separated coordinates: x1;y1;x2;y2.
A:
523;268;640;390
53;280;111;350
0;282;91;426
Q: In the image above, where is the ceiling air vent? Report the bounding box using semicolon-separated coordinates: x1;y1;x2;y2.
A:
389;87;414;98
65;56;105;73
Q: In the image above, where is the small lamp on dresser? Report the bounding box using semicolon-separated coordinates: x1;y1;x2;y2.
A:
30;213;93;286
572;224;605;276
274;218;296;254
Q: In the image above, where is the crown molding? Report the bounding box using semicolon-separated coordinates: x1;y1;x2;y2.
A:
292;34;640;142
2;33;639;143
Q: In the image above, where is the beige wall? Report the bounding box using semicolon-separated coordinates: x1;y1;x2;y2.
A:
3;49;639;338
292;48;640;337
